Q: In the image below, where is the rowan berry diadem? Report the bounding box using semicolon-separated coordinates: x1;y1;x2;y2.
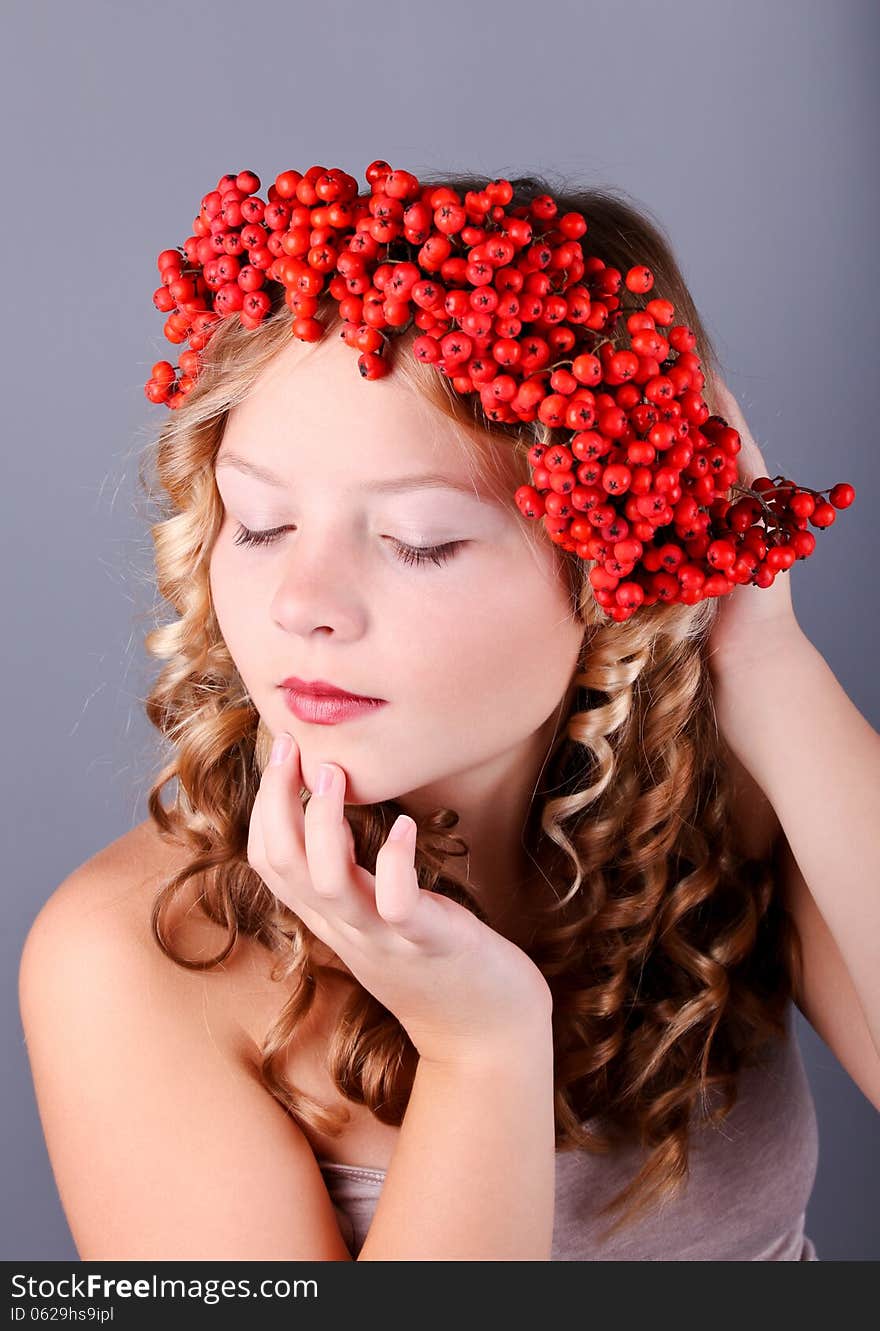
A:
146;160;855;623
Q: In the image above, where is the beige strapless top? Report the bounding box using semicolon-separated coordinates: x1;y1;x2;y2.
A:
318;1003;819;1260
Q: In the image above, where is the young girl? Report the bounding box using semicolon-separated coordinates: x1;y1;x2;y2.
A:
19;168;880;1261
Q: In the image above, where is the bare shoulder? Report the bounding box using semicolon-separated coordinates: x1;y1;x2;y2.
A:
25;817;188;947
18;818;354;1260
20;816;293;1057
22;819;215;1014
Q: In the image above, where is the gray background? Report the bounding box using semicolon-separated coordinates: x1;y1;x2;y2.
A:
3;0;877;1260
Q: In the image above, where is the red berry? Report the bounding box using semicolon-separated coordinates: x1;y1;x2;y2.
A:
829;482;855;509
146;161;855;622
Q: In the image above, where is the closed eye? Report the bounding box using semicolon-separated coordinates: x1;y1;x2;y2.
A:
231;524;466;569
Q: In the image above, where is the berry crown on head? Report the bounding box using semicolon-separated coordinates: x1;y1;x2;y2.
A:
145;160;855;623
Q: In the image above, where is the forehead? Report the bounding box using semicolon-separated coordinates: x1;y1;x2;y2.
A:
221;329;484;484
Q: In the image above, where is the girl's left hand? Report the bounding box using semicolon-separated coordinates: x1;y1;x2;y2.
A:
704;373;803;680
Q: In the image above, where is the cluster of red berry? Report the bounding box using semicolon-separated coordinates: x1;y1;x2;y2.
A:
145;160;855;622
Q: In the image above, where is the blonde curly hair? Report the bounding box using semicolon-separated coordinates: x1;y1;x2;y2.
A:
137;171;802;1241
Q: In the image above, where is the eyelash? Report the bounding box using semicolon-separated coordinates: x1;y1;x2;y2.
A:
231;523;465;569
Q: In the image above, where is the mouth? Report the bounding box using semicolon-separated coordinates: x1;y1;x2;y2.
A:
281;687;388;727
278;675;385;704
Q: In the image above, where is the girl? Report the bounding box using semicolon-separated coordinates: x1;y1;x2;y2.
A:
19;170;880;1261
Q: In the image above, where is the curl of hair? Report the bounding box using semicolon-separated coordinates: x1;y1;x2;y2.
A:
137;170;803;1242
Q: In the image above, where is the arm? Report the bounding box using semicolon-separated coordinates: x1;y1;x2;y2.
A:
358;1025;557;1261
18;869;355;1261
711;625;880;1062
21;859;557;1262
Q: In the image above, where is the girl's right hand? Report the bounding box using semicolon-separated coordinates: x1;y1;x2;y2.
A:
247;731;553;1066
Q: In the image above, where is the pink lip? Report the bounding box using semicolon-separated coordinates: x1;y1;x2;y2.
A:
279;675;383;703
282;689;388;726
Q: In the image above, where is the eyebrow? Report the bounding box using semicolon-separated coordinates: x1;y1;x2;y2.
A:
214;452;489;499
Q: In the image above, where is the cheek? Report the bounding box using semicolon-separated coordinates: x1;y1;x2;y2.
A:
208;546;231;625
401;558;579;724
208;545;258;662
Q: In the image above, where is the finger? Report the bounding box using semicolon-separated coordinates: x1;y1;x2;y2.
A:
373;818;420;929
374;820;459;951
709;374;771;486
256;731;307;879
246;782;266;870
247;780;329;935
711;375;746;436
303;763;377;930
730;418;772;489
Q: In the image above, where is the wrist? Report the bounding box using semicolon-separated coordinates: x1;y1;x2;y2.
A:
417;1020;555;1076
709;621;815;689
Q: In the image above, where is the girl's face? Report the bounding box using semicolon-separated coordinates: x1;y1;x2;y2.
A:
208;330;585;821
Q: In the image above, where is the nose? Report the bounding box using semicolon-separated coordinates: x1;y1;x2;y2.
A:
269;531;367;639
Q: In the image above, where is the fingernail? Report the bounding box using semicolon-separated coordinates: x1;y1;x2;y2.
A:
315;763;336;796
270;732;292;766
389;814;414;841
